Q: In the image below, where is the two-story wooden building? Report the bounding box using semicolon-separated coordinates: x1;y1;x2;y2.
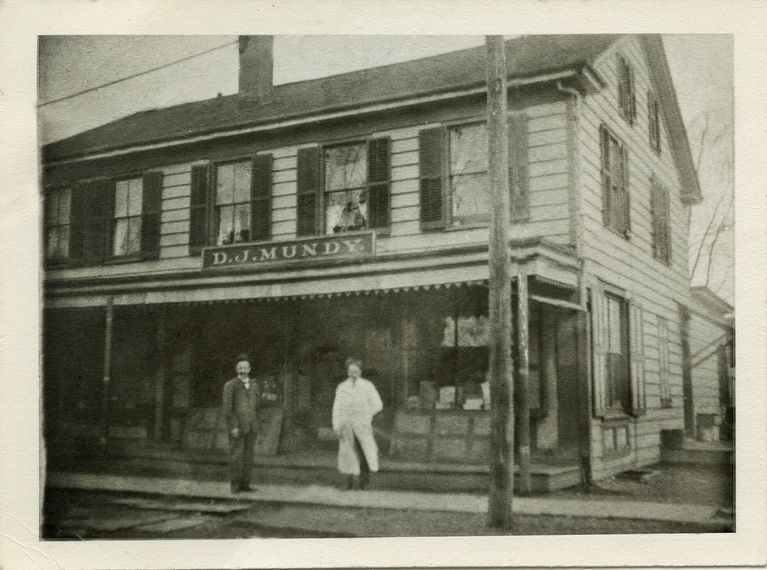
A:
42;34;706;489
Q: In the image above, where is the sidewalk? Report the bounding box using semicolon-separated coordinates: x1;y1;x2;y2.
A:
46;471;731;528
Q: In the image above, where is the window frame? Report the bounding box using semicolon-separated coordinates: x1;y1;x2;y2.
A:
446;120;491;228
211;158;254;246
321;140;370;235
604;291;631;413
109;175;144;261
44;186;73;264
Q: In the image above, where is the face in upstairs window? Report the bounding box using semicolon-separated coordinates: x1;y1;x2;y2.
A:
324;143;368;234
215;161;251;245
112;178;143;256
449;123;489;225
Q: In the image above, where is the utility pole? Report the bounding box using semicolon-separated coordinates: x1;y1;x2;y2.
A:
485;35;515;529
516;271;532;495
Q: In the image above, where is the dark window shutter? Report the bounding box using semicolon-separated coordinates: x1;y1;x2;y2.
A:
68;181;88;261
628;65;637;123
367;137;390;229
599;126;612;227
621;144;631;234
141;171;163;259
663;187;672;262
74;178;111;264
251;154;272;241
189;164;210;254
296;147;320;236
629;300;647;416
418;127;445;229
508;113;530;221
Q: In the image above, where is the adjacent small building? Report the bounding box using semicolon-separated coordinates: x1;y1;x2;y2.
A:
41;34;728;490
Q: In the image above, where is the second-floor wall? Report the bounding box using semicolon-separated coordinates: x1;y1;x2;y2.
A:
43;92;575;282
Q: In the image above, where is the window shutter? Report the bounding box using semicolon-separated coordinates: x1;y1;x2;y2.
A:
599;126;612;227
590;284;608;418
629;300;647;416
141;171;163;259
621;143;631;234
73;178;111;264
508;113;530;221
657;316;671;406
367;137;391;229
251;154;272;241
662;186;671;263
296;146;320;236
418;127;445;230
189;164;210;254
628;64;637;123
68;181;88;262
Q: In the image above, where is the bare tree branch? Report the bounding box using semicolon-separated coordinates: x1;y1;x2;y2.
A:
690;191;726;279
704;194;733;287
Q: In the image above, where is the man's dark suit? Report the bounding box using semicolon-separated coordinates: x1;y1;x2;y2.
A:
222;377;261;491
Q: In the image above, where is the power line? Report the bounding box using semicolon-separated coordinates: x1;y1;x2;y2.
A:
38;40;237;107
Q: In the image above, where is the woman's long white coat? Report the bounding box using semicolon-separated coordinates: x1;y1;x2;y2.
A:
332;377;383;475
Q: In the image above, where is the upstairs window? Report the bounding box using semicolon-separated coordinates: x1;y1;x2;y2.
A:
650;176;672;264
324;143;368;234
45;188;71;261
112;178;143;256
648;90;662;154
600;125;631;236
449;123;490;225
617;54;636;125
214;161;251;245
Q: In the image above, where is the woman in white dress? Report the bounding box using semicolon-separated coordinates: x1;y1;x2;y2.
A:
332;357;383;490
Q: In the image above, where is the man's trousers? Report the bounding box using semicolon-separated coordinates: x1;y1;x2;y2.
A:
229;429;256;490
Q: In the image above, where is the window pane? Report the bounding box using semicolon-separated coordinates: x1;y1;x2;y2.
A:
325;189;368;234
451;173;489;220
216;164;235;205
233;204;251;242
45;194;58;227
128;179;143;216
58;226;70;258
114;182;129;217
127;217;142;253
324;144;367;191
46;227;59;259
58;188;71;224
113;218;129;255
217;205;234;245
450;124;488;174
606;296;623;354
233;161;251;203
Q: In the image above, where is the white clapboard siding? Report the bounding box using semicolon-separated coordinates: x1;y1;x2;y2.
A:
582;37;692;469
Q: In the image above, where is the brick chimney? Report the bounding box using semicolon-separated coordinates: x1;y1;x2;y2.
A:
238;35;273;100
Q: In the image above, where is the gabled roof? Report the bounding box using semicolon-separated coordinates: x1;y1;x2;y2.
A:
43;34;620;163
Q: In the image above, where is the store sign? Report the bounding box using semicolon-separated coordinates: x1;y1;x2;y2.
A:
202;232;375;270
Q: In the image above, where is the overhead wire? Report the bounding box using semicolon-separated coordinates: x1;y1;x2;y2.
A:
38;40;237;107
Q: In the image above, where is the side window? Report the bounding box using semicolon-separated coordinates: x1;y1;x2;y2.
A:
112;178;143;257
617;54;636;125
214;161;251;245
45;188;72;261
600;125;631;236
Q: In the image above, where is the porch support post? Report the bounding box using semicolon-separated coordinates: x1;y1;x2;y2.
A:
537;305;559;449
576;306;594;487
516;271;532;495
153;305;168;441
100;297;114;446
485;34;515;529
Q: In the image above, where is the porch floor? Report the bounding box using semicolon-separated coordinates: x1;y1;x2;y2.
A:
46;437;583;494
